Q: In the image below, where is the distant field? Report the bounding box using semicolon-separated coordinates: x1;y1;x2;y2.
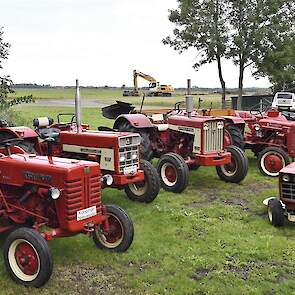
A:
10;87;232;108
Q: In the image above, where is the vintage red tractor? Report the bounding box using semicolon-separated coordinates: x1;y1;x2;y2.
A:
0;82;160;203
0;138;134;287
105;97;248;193
263;162;295;226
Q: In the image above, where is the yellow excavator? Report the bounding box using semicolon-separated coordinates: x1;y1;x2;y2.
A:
123;70;174;97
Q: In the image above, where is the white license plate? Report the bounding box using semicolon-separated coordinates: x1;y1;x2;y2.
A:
77;206;97;221
123;165;137;175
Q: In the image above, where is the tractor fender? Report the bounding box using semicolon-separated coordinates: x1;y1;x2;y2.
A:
113;114;153;129
0;127;37;140
223;116;245;125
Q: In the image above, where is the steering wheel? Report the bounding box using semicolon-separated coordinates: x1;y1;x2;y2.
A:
0;138;23;147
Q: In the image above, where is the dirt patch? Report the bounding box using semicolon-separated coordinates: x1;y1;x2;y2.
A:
187;195;218;208
190;268;211;280
223;198;250;211
48;264;135;295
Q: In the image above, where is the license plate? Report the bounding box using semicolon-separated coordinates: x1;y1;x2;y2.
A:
123;165;137;175
77;206;97;221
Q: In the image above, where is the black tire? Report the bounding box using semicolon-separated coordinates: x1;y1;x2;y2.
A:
124;160;160;203
268;199;285;226
156;152;189;193
216;145;248;183
93;205;134;252
118;121;153;161
3;227;53;287
258;147;290;177
225;125;244;150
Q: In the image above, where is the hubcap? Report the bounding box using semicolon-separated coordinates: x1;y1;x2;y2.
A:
261;151;285;176
128;180;148;196
161;163;177;186
9;239;40;282
220;156;237;177
97;213;124;248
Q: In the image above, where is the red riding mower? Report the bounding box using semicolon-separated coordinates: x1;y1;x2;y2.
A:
0;137;134;287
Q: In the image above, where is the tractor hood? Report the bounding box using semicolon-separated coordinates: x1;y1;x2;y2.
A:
1;126;38;139
59;130;141;149
0;154;100;187
168;115;224;128
280;162;295;174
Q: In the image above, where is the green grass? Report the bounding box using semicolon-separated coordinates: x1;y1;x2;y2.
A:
10;87;227;108
1;105;295;295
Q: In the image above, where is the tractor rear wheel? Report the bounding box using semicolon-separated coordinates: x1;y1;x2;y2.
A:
268;199;285;226
118;121;153;161
258;147;290;177
3;227;53;287
93;205;134;252
156;152;189;193
125;160;160;203
216;145;248;183
224;125;244;150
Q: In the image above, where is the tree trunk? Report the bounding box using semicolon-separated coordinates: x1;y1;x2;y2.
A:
237;60;244;110
217;56;226;109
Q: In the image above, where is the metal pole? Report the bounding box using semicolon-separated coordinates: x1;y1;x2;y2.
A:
186;79;193;118
75;79;82;133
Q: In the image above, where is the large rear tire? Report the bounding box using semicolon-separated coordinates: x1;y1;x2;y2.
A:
258;147;290;177
156;152;189;193
216;145;248;183
125;160;160;203
224;125;244;150
3;227;53;288
118;121;153;161
93;205;134;252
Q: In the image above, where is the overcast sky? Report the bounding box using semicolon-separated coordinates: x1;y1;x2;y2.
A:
1;0;270;88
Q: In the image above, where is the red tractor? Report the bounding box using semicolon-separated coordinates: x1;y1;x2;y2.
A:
0;138;134;287
263;162;295;226
105;97;248;193
0;91;160;204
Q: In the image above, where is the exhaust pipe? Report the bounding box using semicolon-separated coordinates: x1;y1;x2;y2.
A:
75;79;82;133
186;79;193;117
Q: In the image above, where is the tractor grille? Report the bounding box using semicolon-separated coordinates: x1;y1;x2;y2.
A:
281;182;295;200
203;121;224;153
119;145;139;173
64;175;101;221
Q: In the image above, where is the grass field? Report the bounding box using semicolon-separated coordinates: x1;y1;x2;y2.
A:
10;87;229;108
1;105;295;295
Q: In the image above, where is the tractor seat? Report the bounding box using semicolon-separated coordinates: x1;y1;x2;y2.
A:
37;128;60;140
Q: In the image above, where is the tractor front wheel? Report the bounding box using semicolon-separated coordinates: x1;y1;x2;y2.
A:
267;199;285;226
258;147;290;177
216;145;248;183
125;160;160;203
224;125;244;150
93;205;134;252
156;153;189;193
3;227;53;287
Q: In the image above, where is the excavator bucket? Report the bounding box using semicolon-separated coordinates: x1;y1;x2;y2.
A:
102;101;135;119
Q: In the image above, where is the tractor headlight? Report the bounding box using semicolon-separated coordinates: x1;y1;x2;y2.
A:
203;123;209;130
254;124;260;131
120;155;126;162
282;174;290;182
101;174;113;186
131;153;137;160
49;187;61;200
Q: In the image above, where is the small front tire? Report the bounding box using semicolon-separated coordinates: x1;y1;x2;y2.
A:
156;152;189;193
3;227;53;288
93;205;134;252
268;199;285;227
125;160;160;203
216;145;248;183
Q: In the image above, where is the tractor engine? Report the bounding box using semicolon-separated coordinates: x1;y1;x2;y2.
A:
0;154;102;235
167;115;225;157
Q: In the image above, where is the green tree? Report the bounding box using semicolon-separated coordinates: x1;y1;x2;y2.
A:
163;0;229;108
255;38;295;92
0;27;34;117
226;0;295;108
